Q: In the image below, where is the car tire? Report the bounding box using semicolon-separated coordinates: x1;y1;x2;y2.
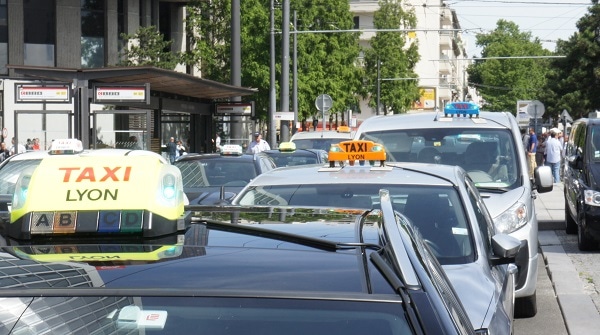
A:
514;291;537;318
577;207;597;251
565;198;577;234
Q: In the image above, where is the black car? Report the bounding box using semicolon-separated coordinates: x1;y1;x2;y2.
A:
262;142;328;167
175;145;276;205
564;117;600;250
0;192;480;334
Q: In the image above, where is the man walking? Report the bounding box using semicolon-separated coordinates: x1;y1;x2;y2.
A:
166;137;177;164
527;128;538;180
544;130;562;183
247;132;270;153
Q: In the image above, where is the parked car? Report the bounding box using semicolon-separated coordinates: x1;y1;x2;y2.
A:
231;141;520;332
353;106;553;317
262;142;328;167
290;126;354;151
175;144;276;205
564;116;600;250
0;193;479;334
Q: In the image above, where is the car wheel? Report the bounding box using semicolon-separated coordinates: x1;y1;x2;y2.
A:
514;291;537;318
565;198;577;234
577;208;597;251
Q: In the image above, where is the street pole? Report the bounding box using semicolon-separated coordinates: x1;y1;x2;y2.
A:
230;0;242;144
292;10;298;134
280;0;290;143
268;0;276;147
376;59;380;116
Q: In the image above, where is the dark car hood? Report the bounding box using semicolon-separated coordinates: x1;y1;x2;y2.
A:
186;186;244;205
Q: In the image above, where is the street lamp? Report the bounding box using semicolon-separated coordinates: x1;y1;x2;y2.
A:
268;0;277;147
376;59;380;116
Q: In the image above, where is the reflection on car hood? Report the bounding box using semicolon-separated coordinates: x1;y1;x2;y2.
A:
186;187;243;205
444;264;495;329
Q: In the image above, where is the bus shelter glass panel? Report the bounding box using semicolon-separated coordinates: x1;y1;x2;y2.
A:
92;111;150;150
15;111;72;151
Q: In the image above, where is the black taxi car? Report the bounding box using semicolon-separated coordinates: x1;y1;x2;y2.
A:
0;192;484;334
175;144;276;205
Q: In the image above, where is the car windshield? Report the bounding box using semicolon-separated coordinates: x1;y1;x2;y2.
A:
176;159;257;188
3;295;412;334
359;128;519;190
236;184;474;265
265;152;323;167
0;158;42;194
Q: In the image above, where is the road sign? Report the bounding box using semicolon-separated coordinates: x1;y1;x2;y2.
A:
2;128;7;138
526;100;545;118
315;94;333;112
273;112;294;120
561;109;573;123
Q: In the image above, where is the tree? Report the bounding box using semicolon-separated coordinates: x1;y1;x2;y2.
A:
467;20;551;113
362;0;420;114
118;26;180;70
545;2;600;119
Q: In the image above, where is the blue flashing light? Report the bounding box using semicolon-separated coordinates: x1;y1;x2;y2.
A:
444;102;480;117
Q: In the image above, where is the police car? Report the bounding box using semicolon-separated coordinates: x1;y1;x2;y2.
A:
261;142;328;167
231;140;520;333
174;144;276;205
0;194;478;334
0;139;188;240
290;126;354;151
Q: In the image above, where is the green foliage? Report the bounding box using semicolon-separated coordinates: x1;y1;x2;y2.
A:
118;26;180;70
544;4;600;119
362;0;420;114
467;20;550;113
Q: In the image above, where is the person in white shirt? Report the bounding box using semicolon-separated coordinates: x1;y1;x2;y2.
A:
247;132;270;153
9;137;26;156
544;130;562;183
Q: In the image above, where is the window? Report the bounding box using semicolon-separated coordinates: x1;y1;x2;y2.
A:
0;0;7;74
24;0;55;67
81;0;105;68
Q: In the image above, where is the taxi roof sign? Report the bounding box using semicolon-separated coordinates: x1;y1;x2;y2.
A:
328;140;386;168
221;144;244;156
337;126;351;133
444;102;480;118
278;142;296;152
49;139;84;155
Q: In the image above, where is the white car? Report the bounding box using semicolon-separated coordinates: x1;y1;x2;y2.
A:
290;126;354;151
353;105;553;317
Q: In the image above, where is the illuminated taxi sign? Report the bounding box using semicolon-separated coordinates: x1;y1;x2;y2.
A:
328;140;386;167
221;144;243;156
278;142;296;152
14;244;183;262
337;126;351;133
9;155;185;239
444;101;480;118
49;138;84;155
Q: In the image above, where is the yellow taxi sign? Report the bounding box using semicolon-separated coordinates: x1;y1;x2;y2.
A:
278;142;296;152
337;126;351;133
328;140;386;167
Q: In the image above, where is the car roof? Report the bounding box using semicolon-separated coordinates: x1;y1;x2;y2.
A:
291;130;354;140
244;162;459;188
2;148;168;163
356;112;513;133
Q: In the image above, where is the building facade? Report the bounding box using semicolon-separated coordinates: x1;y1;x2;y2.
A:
0;0;254;154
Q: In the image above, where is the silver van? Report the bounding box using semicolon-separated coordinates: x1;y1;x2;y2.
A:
354;111;553;317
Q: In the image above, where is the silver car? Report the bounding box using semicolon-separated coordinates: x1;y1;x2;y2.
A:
233;159;519;334
353;110;553;317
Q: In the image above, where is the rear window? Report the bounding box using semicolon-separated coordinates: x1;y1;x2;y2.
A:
176;159;257;187
0;158;42;194
359;128;519;189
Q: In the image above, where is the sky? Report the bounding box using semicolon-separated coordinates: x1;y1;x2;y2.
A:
446;0;592;56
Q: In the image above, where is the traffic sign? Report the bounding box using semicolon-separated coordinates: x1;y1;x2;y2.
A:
561;109;573;123
315;94;333;112
2;128;7;138
526;100;545;118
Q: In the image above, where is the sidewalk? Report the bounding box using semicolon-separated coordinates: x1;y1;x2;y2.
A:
535;183;600;334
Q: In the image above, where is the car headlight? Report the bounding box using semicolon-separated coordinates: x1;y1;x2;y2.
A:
584;190;600;206
494;202;527;234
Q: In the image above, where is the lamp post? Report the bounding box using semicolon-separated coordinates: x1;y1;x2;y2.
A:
268;0;277;147
376;59;381;116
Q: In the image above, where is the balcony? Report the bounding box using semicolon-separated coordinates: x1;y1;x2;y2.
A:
439;59;451;75
440;8;452;26
440;32;452;50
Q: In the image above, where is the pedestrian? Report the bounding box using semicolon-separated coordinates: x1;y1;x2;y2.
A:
128;136;141;150
213;133;221;152
313;119;318;131
9;137;26;156
166;137;177;164
247;132;271;154
177;140;186;157
0;142;9;162
32;138;41;150
527;127;538;180
544;130;562;183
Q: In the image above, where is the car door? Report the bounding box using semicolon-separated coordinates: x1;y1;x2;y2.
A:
564;121;586;221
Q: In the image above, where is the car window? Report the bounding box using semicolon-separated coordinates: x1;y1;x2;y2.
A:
237;184;474;264
0;158;42;194
359;128;519;189
292;138;344;151
177;160;256;187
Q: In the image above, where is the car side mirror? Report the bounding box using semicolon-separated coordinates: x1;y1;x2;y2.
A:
567;154;583;170
489;233;522;266
534;165;553;193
